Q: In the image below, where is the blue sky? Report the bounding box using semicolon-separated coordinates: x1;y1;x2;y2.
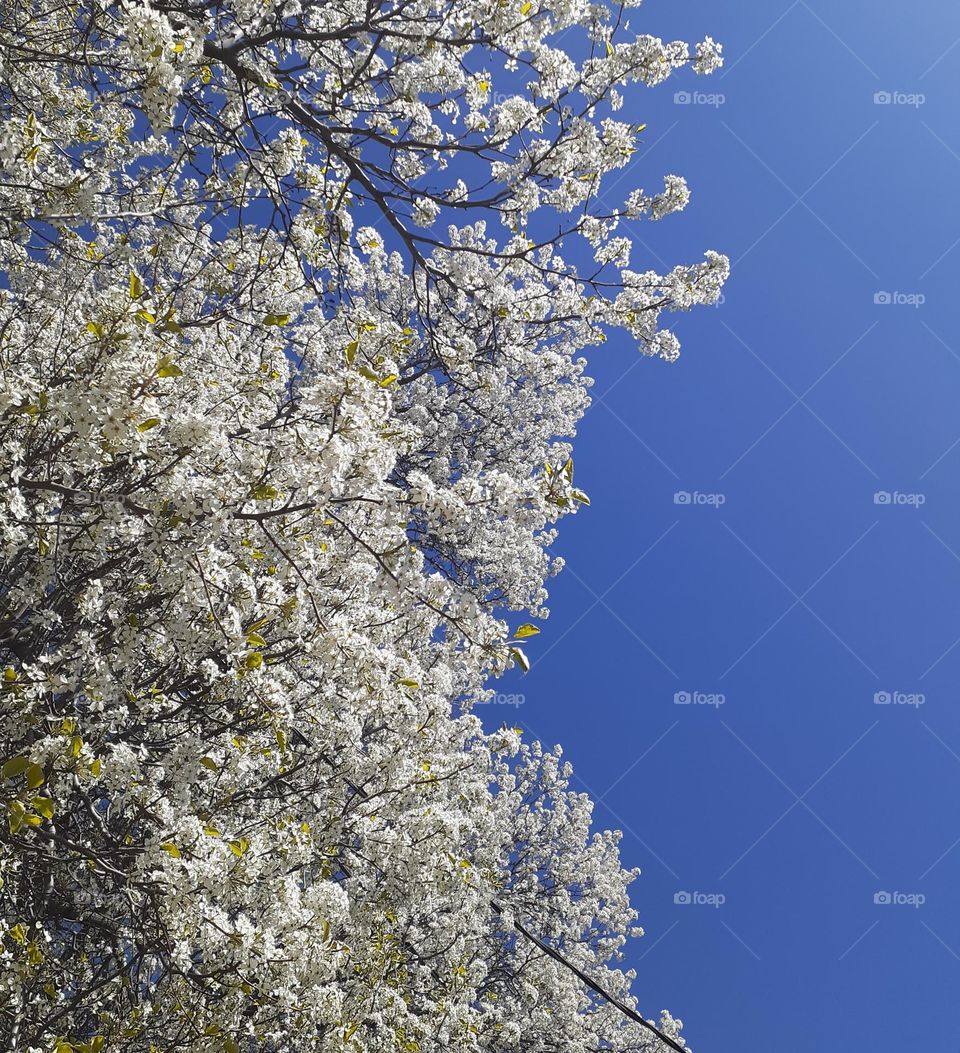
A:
486;3;960;1049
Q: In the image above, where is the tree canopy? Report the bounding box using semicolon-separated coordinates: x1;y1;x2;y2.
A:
0;1;727;1050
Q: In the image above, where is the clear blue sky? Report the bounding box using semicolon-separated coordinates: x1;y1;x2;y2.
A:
487;3;960;1049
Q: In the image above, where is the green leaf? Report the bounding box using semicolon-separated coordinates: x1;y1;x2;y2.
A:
137;417;161;432
252;485;278;501
199;757;219;771
513;624;540;639
129;272;143;299
262;313;291;327
397;678;420;690
246;632;267;647
345;340;359;365
25;763;45;789
229;837;251;858
243;652;263;670
160;842;181;858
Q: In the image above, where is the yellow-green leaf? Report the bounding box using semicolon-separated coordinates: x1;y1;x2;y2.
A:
397;678;420;690
509;647;530;674
70;736;83;758
246;632;267;648
129;273;143;299
229;837;250;858
262;313;291;327
160;842;181;858
345;340;359;365
513;624;540;639
243;652;263;670
137;417;161;432
252;484;278;501
31;797;54;820
157;356;183;378
25;763;45;789
200;756;219;771
379;374;398;387
2;756;28;780
7;800;26;833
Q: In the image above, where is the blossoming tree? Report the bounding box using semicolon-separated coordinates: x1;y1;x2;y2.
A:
0;1;727;1050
